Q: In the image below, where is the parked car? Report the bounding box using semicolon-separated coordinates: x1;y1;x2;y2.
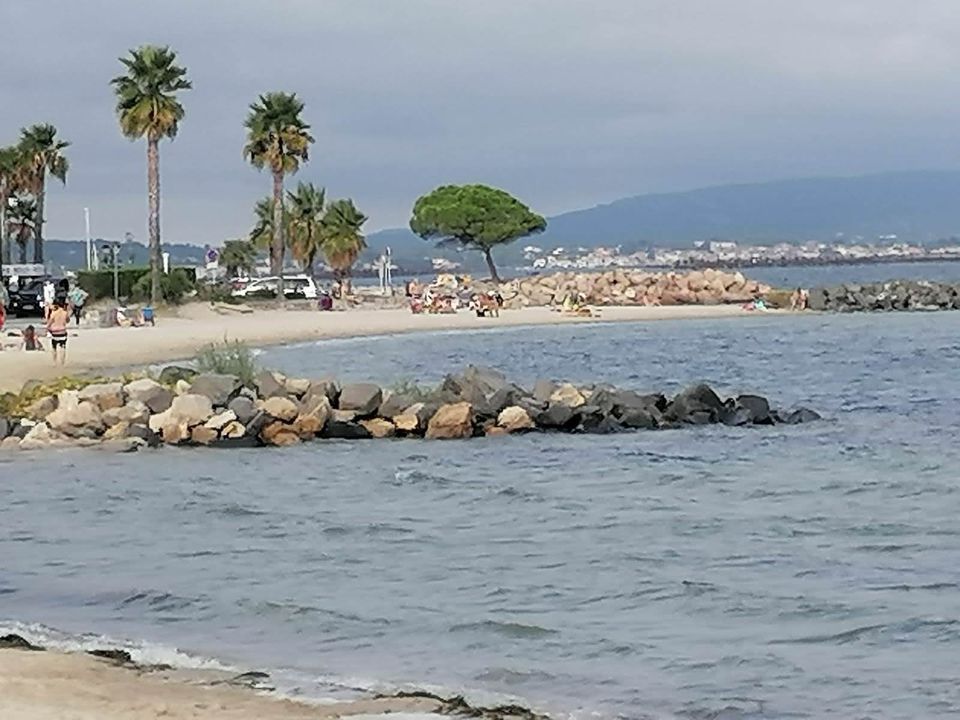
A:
232;275;318;300
9;279;46;317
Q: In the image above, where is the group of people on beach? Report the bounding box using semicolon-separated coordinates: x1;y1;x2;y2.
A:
0;277;89;365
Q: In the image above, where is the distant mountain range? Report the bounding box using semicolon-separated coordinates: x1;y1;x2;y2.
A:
36;170;960;272
366;170;960;266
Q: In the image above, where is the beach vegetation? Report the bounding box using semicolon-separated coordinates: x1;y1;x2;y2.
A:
17;123;70;264
321;198;368;294
219;239;258;277
243;92;314;289
111;44;192;306
388;378;435;402
410;184;547;283
194;339;259;386
5;196;37;264
131;267;195;305
0;375;105;419
0;145;27;266
287;181;326;279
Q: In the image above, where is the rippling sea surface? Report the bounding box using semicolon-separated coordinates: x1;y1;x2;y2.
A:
3;312;960;719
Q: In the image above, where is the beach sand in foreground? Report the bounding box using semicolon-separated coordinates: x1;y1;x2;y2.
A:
0;303;784;393
0;648;447;720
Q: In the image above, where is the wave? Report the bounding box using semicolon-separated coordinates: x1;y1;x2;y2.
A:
449;620;559;639
0;620;231;671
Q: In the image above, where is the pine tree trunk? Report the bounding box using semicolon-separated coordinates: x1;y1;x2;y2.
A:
147;137;161;305
272;170;285;296
483;247;500;283
18;234;27;263
33;179;45;264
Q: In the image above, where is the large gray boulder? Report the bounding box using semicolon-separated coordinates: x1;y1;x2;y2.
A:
227;396;257;424
322;420;372;440
123;378;173;414
338;383;383;417
664;383;723;424
188;374;241;407
0;417;9;441
736;394;772;424
254;370;287;399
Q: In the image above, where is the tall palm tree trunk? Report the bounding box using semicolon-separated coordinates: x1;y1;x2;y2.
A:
483;247;501;283
0;189;7;268
147;136;162;305
17;233;28;264
33;180;45;264
271;170;285;294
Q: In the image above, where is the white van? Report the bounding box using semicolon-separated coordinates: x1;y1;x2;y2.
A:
232;275;318;299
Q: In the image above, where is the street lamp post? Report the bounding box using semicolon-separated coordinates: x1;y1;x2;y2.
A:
101;240;120;301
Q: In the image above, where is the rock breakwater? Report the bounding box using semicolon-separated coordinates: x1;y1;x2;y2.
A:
806;280;960;312
0;366;820;452
462;269;770;308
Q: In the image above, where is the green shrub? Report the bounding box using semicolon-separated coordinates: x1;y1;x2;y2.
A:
388;377;434;402
196;283;241;304
131;268;196;305
194;339;259;387
77;268;150;300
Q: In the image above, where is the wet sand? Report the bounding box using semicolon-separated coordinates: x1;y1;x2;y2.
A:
0;302;782;393
0;648;450;719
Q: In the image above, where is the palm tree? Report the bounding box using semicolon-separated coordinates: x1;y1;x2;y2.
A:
111;45;192;305
322;199;368;295
243;92;313;291
0;145;28;267
18;124;69;264
219;239;258;278
249;196;288;251
287;182;326;279
6;196;37;264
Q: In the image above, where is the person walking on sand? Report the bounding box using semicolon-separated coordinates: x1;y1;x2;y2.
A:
67;285;89;326
46;297;70;366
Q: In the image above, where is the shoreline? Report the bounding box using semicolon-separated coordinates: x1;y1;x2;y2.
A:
0;639;547;720
0;303;787;393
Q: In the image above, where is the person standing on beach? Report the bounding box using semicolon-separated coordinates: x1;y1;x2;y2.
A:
67;285;89;326
46;297;70;365
42;279;56;320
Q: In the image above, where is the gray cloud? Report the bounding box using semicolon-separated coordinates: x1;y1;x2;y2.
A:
2;0;959;245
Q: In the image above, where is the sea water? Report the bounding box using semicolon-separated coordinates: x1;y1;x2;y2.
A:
2;311;959;719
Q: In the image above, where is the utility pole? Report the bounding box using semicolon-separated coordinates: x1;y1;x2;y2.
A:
84;208;91;270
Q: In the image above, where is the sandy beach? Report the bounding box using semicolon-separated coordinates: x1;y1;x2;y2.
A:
0;648;451;720
0;303;782;393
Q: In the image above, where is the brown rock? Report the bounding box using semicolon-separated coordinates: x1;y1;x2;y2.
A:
550;384;586;408
102;401;150;427
103;422;131;440
261;421;301;446
485;426;508;437
78;382;125;411
261;396;300;423
360;418;396;438
190;426;218;446
497;405;536;432
425;402;474;440
220;421;246;439
25;395;57;421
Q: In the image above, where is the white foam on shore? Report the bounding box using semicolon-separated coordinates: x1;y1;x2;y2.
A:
0;620;232;672
0;620;569;718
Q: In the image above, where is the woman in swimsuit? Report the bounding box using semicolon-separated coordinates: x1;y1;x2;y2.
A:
46;298;70;366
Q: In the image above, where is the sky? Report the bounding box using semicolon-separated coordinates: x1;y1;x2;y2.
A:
2;0;960;245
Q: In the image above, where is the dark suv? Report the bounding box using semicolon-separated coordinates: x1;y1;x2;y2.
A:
9;279;46;317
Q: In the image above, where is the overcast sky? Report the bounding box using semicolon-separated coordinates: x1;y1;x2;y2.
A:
2;0;959;244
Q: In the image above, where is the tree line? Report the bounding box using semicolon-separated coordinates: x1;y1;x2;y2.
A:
1;44;548;302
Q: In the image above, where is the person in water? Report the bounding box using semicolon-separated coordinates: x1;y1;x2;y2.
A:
21;325;43;351
46;297;70;365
